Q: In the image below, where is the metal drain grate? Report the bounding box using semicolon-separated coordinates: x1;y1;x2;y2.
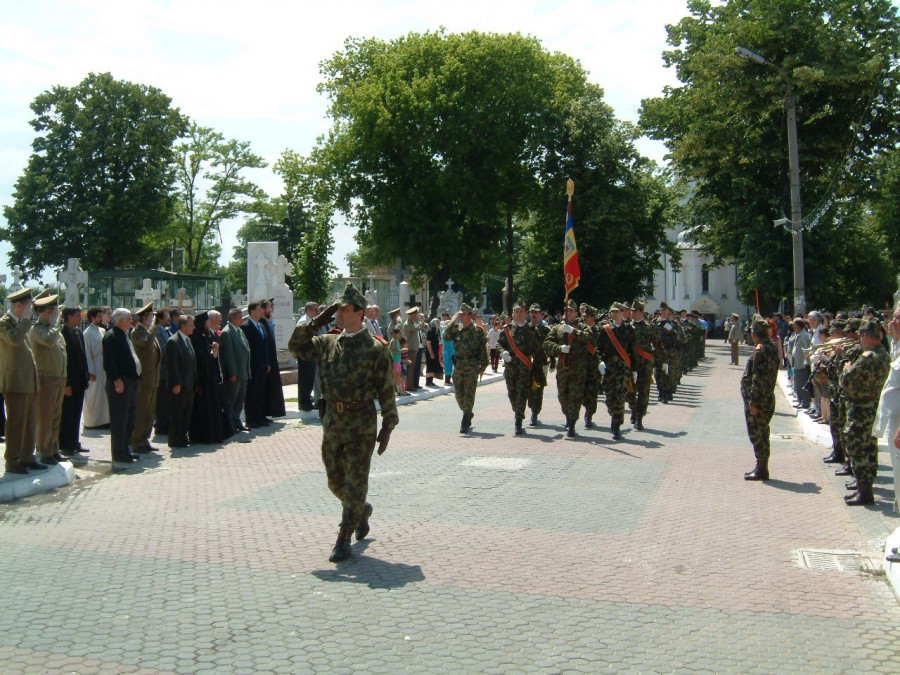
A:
797;549;863;572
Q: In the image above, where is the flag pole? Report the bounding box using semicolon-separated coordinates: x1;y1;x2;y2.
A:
564;179;575;309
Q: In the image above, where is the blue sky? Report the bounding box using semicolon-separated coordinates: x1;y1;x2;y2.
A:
0;0;690;284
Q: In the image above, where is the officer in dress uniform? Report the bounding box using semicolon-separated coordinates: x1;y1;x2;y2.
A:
289;283;398;563
131;302;162;453
30;294;68;465
497;302;544;435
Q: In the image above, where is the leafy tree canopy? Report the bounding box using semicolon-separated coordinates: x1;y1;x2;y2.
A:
2;72;187;276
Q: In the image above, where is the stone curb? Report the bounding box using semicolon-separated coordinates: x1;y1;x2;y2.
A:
0;461;76;503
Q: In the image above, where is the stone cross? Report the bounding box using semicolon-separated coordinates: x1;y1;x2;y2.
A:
9;265;22;289
134;278;160;308
59;258;88;306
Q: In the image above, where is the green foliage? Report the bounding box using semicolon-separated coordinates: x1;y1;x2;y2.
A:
1;72;187;275
639;0;899;308
292;220;336;303
148;122;266;273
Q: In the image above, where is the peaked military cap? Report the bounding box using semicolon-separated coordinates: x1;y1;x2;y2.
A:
459;303;474;314
631;300;646;312
846;318;862;333
582;305;597;318
338;283;366;310
6;287;33;303
389;307;401;315
565;299;578;311
529;303;542;313
858;318;883;337
136;301;153;316
731;312;740;319
405;306;420;315
33;293;60;310
513;300;526;311
33;289;50;301
609;302;624;313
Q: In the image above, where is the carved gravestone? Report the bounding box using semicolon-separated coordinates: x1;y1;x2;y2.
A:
134;278;161;308
59;258;88;306
247;242;293;350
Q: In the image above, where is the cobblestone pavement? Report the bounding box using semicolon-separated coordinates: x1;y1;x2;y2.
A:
1;343;899;673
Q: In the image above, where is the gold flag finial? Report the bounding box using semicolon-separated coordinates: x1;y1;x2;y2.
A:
566;179;575;199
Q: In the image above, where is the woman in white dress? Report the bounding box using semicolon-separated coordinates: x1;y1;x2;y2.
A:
82;307;110;428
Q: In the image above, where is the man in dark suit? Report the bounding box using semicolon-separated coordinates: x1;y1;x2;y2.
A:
261;299;286;419
60;306;90;454
166;314;197;448
102;308;142;463
220;308;251;431
241;301;270;428
154;308;171;436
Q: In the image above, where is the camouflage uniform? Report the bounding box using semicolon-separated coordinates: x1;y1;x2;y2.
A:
580;310;602;426
822;321;857;464
444;314;489;424
654;311;683;401
498;319;544;432
740;326;779;476
840;337;890;489
288;300;398;535
598;311;635;434
543;310;592;434
526;314;550;424
630;312;666;425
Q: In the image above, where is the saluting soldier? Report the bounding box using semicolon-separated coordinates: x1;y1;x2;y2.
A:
629;300;666;430
820;319;850;465
526;304;550;426
839;318;890;505
1;288;42;474
741;315;780;481
543;299;592;438
579;305;602;429
443;303;489;433
497;302;544;435
598;302;635;440
131;302;162;453
30;293;68;466
288;283;398;562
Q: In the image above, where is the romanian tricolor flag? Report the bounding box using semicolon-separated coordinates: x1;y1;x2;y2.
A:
563;179;580;295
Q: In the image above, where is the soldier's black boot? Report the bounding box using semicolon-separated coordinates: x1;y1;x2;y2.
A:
845;479;858;491
426;377;434;386
844;481;874;506
635;415;644;431
356;503;373;541
565;418;576;438
630;411;636;424
744;459;769;481
460;412;469;434
611;419;622;441
835;463;853;477
515;417;525;436
529;411;539;427
329;527;353;562
823;448;845;464
584;411;594;429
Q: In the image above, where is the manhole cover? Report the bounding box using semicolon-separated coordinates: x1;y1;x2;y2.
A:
797;549;863;572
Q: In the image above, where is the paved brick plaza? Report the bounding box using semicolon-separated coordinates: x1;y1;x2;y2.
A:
1;342;899;673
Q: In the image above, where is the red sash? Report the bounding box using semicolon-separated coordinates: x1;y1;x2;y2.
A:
603;324;631;368
634;345;653;362
504;326;532;368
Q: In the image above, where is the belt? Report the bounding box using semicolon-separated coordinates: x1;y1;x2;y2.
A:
327;399;375;413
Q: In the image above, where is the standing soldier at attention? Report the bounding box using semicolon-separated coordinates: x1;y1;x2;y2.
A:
288;283;398;563
130;302;162;453
497;302;544;435
579;305;602;429
839;318;890;505
543;299;592;438
29;294;68;466
443;303;489;433
598;303;635;440
629;300;666;431
654;303;680;403
526;304;550;426
741;315;780;481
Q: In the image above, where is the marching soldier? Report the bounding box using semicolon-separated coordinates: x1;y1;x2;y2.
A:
580;305;602;428
1;288;42;474
543;300;592;438
30;294;68;466
839;318;890;505
131;302;162;453
629;300;666;430
598;302;635;440
654;303;681;402
526;304;550;426
741;315;779;481
443;303;489;433
288;283;398;562
497;302;544;435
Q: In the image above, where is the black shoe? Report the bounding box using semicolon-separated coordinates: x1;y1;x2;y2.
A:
584;416;594;429
823;451;844;464
59;448;77;457
515;418;525;436
329;528;353;562
5;464;28;475
22;461;49;471
611;420;622;441
356;503;373;541
835;465;853;477
845;479;858;491
112;454;139;463
42;456;59;466
565;420;576;439
635;417;644;431
529;413;539;427
51;452;65;462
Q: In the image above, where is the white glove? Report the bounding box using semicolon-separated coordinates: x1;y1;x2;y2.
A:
632;371;638;383
542;365;549;377
598;362;607;375
562;323;574;334
663;363;669;374
560;344;570;354
501;351;512;363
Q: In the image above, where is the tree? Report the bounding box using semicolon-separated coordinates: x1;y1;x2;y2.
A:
316;30;587;299
1;72;187;275
150;122;266;273
292;220;336;303
639;0;899;309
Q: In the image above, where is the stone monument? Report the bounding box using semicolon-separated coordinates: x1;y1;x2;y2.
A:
134;278;161;309
8;265;23;293
247;242;294;350
172;288;195;311
231;290;249;310
437;277;462;316
58;258;88;307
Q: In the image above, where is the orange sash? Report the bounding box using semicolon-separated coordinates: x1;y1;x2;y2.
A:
504;326;532;368
603;324;631;368
633;345;653;362
586;342;596;356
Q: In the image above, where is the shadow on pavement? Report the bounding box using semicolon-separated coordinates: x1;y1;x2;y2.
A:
463;431;505;440
763;479;821;494
639;428;688;439
312;542;426;589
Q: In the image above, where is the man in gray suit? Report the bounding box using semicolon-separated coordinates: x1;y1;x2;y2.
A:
166;315;197;448
220;307;251;432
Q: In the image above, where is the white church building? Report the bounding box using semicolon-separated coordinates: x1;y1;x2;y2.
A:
645;227;755;322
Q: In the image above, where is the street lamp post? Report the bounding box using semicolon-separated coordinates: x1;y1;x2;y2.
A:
736;47;806;316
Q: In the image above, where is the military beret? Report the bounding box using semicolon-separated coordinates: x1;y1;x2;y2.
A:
846;318;862;333
459;303;474;315
6;287;33;303
135;301;153;316
529;303;542;313
858;318;883;337
338;283;366;310
33;294;60;310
